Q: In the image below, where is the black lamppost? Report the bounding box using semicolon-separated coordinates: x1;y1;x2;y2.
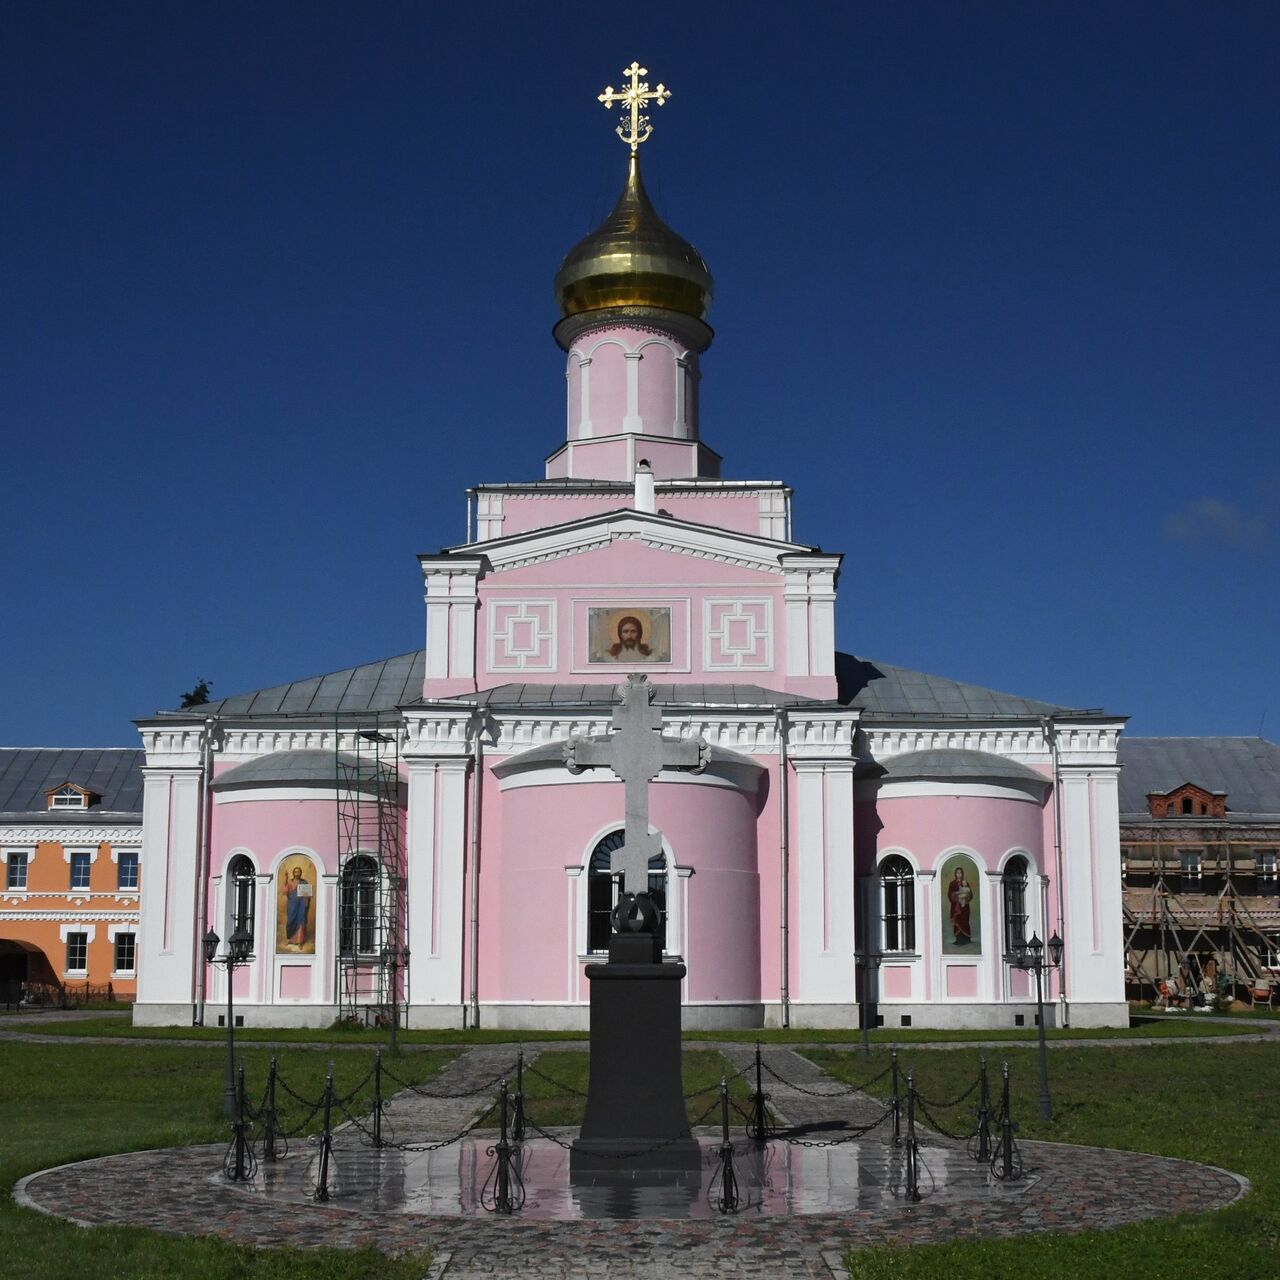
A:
855;951;882;1057
203;924;253;1117
1014;931;1064;1121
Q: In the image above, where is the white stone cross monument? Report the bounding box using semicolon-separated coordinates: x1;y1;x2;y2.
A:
564;674;709;901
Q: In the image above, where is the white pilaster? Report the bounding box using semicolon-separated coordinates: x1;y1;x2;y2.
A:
420;556;484;684
405;758;469;1012
794;760;856;1007
623;351;642;432
136;768;201;1009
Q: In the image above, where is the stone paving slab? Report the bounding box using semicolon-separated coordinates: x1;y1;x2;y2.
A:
14;1042;1251;1279
15;1139;1248;1276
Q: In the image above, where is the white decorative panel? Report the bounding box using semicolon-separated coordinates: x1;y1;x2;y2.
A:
758;491;787;539
489;600;557;672
704;599;773;670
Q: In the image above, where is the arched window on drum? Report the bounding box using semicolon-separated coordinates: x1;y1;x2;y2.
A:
587;830;668;954
1002;856;1030;954
225;854;256;948
339;855;380;956
879;855;915;953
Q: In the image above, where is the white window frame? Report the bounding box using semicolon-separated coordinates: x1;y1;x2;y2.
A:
573;827;684;960
1178;848;1203;881
59;923;95;977
3;848;31;892
879;854;918;955
108;924;137;976
114;850;140;892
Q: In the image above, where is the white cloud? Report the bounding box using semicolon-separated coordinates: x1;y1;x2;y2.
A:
1163;497;1269;553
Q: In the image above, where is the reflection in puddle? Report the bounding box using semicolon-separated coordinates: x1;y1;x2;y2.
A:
242;1137;1028;1221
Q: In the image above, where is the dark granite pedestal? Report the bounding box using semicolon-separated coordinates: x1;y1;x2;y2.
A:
570;932;701;1175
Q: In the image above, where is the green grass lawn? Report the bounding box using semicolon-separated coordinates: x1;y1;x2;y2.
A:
1;1041;456;1280
806;1042;1280;1280
10;1013;1262;1046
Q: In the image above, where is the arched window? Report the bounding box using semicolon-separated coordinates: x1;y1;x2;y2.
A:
879;856;915;953
1002;856;1030;953
225;854;256;945
587;831;667;954
340;856;379;956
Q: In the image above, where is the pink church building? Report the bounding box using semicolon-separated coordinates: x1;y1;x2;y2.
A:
133;145;1127;1032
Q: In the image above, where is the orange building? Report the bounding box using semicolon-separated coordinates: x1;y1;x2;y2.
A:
0;749;143;1004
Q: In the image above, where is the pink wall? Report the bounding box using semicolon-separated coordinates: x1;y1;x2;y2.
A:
479;771;763;1004
477;541;787;687
860;794;1046;875
212;797;342;875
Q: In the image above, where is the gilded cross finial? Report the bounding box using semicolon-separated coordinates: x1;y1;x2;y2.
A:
597;61;671;153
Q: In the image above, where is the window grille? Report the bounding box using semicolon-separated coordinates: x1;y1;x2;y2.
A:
880;856;915;952
1002;856;1030;952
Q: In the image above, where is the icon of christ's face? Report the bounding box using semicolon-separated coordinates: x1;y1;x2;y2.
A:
618;620;642;649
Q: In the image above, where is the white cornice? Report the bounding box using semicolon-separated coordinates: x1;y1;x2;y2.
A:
0;909;139;922
863;722;1123;765
0;825;140;845
446;511;819;577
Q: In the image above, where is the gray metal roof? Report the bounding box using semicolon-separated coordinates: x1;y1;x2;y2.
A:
150;651;425;720
212;750;365;791
836;654;1085;719
427;683;821;710
880;748;1049;787
146;648;1103;724
0;748;144;818
1118;737;1280;819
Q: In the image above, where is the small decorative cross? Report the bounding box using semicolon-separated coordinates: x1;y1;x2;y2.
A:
597;61;672;153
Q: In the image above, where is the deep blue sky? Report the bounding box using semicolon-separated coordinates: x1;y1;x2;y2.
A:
3;2;1277;745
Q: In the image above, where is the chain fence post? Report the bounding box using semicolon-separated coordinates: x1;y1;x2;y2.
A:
747;1042;770;1142
890;1050;902;1147
999;1059;1016;1181
373;1050;384;1150
975;1053;992;1163
496;1080;514;1212
315;1067;335;1202
712;1075;741;1213
904;1071;921;1202
230;1062;250;1181
262;1057;280;1162
513;1050;526;1144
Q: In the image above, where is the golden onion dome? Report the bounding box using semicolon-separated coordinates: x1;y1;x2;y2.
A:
555;154;713;322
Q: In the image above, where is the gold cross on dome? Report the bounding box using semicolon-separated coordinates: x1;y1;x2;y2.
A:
597;61;672;153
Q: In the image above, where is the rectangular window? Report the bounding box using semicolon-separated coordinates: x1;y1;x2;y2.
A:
1263;946;1280;970
117;851;139;891
50;786;86;809
1179;849;1202;881
69;852;91;891
5;853;28;891
1257;851;1277;887
113;932;136;973
66;932;88;973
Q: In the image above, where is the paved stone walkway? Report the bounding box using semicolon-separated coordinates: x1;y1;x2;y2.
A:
15;1044;1250;1278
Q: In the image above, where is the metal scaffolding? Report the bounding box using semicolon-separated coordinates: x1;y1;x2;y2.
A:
1123;829;1280;1004
334;715;406;1026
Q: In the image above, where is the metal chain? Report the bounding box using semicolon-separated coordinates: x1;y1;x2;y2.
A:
522;1060;590;1098
381;1060;518;1099
773;1104;894;1149
914;1075;980;1110
760;1058;891;1097
913;1096;977;1142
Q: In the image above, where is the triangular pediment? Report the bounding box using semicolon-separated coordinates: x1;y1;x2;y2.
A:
439;507;834;576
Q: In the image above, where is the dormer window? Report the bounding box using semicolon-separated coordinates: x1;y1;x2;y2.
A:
48;783;92;811
1146;783;1227;820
